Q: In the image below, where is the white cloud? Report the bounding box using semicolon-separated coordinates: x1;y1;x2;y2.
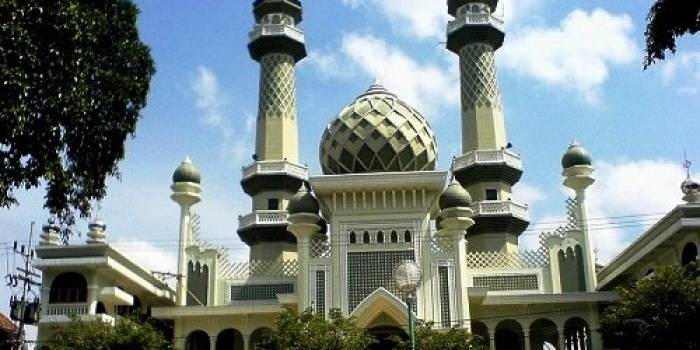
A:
660;51;700;95
341;0;447;40
500;8;638;104
514;182;546;206
112;239;178;288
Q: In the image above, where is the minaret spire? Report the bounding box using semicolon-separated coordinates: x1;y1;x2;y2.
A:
447;0;528;253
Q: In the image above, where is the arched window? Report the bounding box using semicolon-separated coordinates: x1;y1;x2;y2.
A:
682;242;698;266
377;231;384;244
95;302;106;314
349;232;356;244
391;231;398;243
363;231;370;244
216;328;244;350
404;230;412;243
249;328;272;350
564;317;591;350
495;319;524;350
49;272;87;303
185;330;210;350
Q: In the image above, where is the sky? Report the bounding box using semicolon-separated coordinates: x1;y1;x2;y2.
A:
2;0;700;338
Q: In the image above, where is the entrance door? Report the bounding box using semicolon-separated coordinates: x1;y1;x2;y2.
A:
368;325;407;350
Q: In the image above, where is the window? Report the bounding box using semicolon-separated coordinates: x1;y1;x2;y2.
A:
391;231;398;243
682;242;698;266
485;189;498;200
404;230;412;243
349;232;357;244
363;232;370;244
267;198;279;210
377;231;384;244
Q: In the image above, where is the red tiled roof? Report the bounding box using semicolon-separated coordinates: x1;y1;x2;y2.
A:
0;313;16;333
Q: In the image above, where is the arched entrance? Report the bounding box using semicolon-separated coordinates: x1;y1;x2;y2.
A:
368;325;407;350
682;242;698;266
216;328;244;350
249;327;272;349
530;319;558;350
495;319;524;350
471;320;490;348
185;330;210;350
564;317;591;350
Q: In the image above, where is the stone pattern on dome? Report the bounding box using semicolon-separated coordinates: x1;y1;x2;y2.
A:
320;86;438;175
459;44;501;110
259;53;296;119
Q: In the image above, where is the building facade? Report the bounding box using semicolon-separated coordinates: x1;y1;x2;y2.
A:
31;1;700;350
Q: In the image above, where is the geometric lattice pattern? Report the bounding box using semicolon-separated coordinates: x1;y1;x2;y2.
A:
230;283;294;301
320;84;438;174
310;237;331;259
473;274;539;291
259;53;296;120
347;250;415;312
431;235;455;254
438;266;451;327
220;260;299;280
465;250;549;269
459;44;501;110
315;270;326;316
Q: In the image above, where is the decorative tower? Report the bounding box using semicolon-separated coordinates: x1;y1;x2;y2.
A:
86;219;107;244
39;218;61;246
561;143;597;291
170;157;202;306
239;0;309;261
446;0;528;253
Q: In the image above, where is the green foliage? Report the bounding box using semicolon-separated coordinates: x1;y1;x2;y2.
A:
644;0;700;68
600;262;700;349
0;0;155;234
38;317;171;350
395;322;484;350
255;308;375;350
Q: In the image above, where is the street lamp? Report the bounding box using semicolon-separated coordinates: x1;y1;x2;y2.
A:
394;260;421;350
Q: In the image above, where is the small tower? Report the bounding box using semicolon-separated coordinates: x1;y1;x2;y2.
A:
681;158;700;203
239;0;309;261
39;218;61;246
170;157;202;306
446;0;528;253
86;219;107;245
561;143;597;291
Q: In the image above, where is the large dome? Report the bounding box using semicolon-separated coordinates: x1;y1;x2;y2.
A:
319;83;438;175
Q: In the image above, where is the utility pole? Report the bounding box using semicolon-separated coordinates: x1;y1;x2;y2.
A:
7;222;42;350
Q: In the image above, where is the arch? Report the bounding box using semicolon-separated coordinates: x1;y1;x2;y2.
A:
471;320;490;348
363;231;370;244
368;325;406;350
350;288;408;329
404;230;412;243
390;231;398;243
529;319;558;350
49;272;87;303
495;319;524;350
350;232;357;244
185;330;210;350
249;327;272;349
564;317;591;350
377;231;384;244
574;245;586;291
216;328;243;350
681;242;698;266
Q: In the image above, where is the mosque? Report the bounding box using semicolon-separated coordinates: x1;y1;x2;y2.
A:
30;1;700;349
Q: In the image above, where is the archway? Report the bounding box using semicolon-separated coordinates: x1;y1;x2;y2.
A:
49;272;87;303
368;325;406;350
681;242;698;266
495;319;524;350
471;320;490;348
185;330;209;350
216;328;244;350
564;317;591;350
249;327;272;349
529;319;559;350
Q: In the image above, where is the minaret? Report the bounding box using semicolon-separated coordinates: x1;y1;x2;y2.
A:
561;143;597;291
446;0;528;253
170;157;202;306
239;0;309;261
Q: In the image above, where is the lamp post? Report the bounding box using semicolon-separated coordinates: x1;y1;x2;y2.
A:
394;260;421;350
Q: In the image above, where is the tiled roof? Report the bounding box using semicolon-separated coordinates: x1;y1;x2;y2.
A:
0;312;16;333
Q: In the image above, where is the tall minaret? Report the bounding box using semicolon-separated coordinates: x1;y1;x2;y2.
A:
239;0;309;261
447;0;528;253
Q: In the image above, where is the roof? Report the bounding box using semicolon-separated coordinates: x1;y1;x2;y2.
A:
0;312;16;333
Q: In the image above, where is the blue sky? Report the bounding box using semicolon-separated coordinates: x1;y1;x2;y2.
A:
2;0;700;334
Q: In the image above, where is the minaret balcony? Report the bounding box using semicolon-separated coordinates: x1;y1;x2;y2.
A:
472;200;529;221
248;24;307;62
446;13;505;53
453;149;523;186
241;160;308;196
468;200;530;237
237;210;296;245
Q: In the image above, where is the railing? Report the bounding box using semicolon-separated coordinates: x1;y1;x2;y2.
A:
242;160;309;180
473;200;529;221
452;149;522;171
238;210;289;229
447;13;505;33
43;303;89;317
249;24;305;43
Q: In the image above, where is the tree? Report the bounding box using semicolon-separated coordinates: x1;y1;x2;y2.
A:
600;262;700;350
394;323;484;350
256;308;375;350
644;0;700;68
38;317;172;350
0;0;155;235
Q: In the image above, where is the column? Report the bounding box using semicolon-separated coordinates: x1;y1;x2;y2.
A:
488;328;496;350
558;327;566;350
524;328;531;350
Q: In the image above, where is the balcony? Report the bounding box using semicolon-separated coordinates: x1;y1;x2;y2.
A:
241;160;308;196
453;150;523;186
468;200;530;237
41;303;114;324
473;200;529;221
239;210;289;229
446;13;505;52
237;210;296;246
447;13;504;34
242;160;308;180
249;24;305;43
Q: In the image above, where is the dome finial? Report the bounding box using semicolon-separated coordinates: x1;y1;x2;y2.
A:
681;152;700;203
172;156;201;184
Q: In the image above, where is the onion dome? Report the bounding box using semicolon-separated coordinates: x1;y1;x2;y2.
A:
319;82;438;175
287;184;320;215
561;143;592;169
172;157;201;184
439;182;472;210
